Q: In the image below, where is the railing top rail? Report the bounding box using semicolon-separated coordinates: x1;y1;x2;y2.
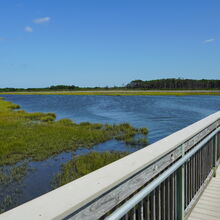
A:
1;111;220;220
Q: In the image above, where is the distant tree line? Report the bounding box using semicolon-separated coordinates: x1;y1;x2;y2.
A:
0;79;220;92
0;85;123;92
0;85;79;92
126;78;220;90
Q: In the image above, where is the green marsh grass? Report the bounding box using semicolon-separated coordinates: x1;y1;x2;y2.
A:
0;163;28;186
0;162;29;213
0;90;220;96
52;151;128;187
0;97;149;213
0;97;148;166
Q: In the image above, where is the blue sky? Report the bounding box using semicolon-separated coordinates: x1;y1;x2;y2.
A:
0;0;220;88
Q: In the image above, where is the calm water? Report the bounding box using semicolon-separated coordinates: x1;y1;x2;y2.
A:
2;94;220;143
1;94;220;212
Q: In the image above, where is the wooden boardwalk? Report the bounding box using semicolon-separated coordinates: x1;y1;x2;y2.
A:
188;166;220;220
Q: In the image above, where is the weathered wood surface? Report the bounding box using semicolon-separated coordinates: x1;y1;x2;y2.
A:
67;146;182;220
185;120;220;152
68;120;220;220
188;166;220;220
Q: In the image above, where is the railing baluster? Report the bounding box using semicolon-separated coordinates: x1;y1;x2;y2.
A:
199;149;201;186
207;142;210;173
193;155;196;198
177;144;185;220
190;157;193;200
170;174;175;220
205;142;208;177
155;186;161;220
146;196;150;220
213;135;218;177
143;196;150;220
140;201;144;220
201;146;204;184
184;162;187;209
217;133;219;160
194;153;197;193
166;179;170;220
132;207;136;220
174;172;177;219
186;161;189;207
150;191;156;220
161;182;165;220
197;150;200;190
191;156;194;198
136;202;143;220
136;204;140;220
188;159;191;204
125;213;129;220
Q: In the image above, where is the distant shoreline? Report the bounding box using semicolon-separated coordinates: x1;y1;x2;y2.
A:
1;90;220;96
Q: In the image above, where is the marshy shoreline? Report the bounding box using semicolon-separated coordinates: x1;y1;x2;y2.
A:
1;90;220;96
0;96;148;213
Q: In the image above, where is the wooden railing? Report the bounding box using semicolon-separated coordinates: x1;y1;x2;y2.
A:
106;124;220;220
0;112;220;220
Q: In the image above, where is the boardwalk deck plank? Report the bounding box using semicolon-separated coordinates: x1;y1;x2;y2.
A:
188;166;220;220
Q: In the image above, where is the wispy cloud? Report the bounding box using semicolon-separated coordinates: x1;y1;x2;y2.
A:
33;17;51;24
25;26;33;32
204;38;215;43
